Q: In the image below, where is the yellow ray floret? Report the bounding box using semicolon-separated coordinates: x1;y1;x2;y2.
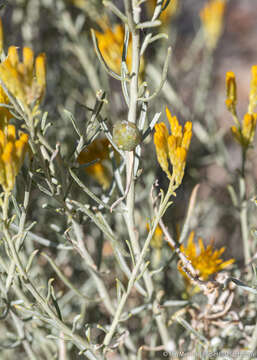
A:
179;231;234;282
200;0;226;51
154;107;192;186
0;46;46;108
0;124;29;192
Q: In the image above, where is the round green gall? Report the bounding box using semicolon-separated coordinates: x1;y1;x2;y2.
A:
112;121;141;151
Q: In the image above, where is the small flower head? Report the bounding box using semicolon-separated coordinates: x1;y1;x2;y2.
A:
0;46;46;108
200;0;226;51
77;138;112;190
248;65;257;114
225;71;237;113
231;113;257;148
179;231;234;282
0;124;29;192
154;107;192;186
226;67;257;149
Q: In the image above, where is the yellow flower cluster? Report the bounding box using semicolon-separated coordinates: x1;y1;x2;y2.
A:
200;0;226;51
77;138;112;190
147;0;179;26
95;24;132;75
226;67;257;148
0;46;46;109
179;231;234;281
154;107;192;186
0;125;29;192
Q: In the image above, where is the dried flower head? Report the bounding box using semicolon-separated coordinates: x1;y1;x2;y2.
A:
154;107;192;186
0;124;29;192
179;231;234;282
77;138;112;190
113;121;141;151
200;0;226;51
0;46;46;108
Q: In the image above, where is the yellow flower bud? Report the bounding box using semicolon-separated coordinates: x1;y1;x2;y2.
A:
173;147;186;185
154;122;170;178
242;113;257;145
35;53;46;101
181;122;193;151
8;46;19;67
226;71;237;113
166;107;182;140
